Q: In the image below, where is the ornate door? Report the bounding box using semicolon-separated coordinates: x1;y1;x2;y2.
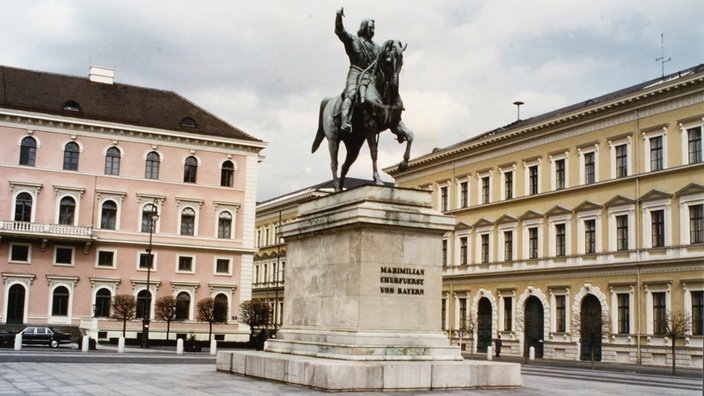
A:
477;297;492;353
524;296;544;358
7;284;26;324
580;294;602;361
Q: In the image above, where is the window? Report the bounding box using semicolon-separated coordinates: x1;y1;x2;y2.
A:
440;185;448;212
504;231;513;261
692;290;703;336
180;208;195;236
504;171;513;199
651;209;665;248
136;290;151;319
555;223;566;257
101;200;117;230
441;299;447;330
690;204;703;244
617;293;630;334
459;236;468;265
58;197;76;225
95;289;111;317
650;136;663;171
584;219;596;254
442;239;448;267
503;297;513;331
19;136;37;166
139;253;155;270
218;211;233;239
55;247;73;265
14;192;32;222
52;286;69;316
141;204;158;233
10;244;30;262
615;144;628;178
105;147;120;175
184;156;198;183
528;165;539;195
63;142;79;170
459;298;467;330
555;295;566;332
221;160;235;187
652;292;666;335
584;152;595;184
689;127;703;164
214;294;228;322
555;159;565;190
176;292;190;320
145;151;160;179
459;181;468;208
481;176;490;204
616;215;629;251
480;234;489;263
215;258;231;274
178;256;193;272
97;251;115;267
528;227;538;259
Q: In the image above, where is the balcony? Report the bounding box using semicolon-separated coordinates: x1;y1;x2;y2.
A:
0;220;94;252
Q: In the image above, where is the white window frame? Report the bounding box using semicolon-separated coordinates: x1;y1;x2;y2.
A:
8;243;32;264
176;198;203;237
547;215;571;257
549;287;570;334
497;290;516;332
522;219;542;260
214;201;239;240
499;164;516;200
136;195;163;233
642;199;671;248
608;135;632;179
456;232;471;266
644;282;671;336
9;182;42;223
577;144;599;185
172;286;197;321
54;186;85;226
95;249;117;269
497;223;517;262
53;245;75;267
214;256;233;275
523;158;541;196
682;281;704;336
137;251;158;272
176;254;196;274
455;176;471;208
90;278;120;317
642;127;667;172
96;190;126;231
477;170;492;205
679;191;704;246
609;284;634;335
549;152;569;191
679;120;703;165
437;181;450;212
576;210;601;255
475;227;493;264
46;276;78;324
608;206;635;252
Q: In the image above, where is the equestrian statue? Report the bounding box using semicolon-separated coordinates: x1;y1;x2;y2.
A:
312;7;413;192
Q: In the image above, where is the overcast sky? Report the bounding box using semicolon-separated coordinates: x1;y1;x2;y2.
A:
2;1;702;201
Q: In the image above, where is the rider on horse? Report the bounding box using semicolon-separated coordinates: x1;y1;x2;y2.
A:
335;7;379;134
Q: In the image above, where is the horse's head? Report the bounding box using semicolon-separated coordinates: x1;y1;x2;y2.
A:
377;40;406;94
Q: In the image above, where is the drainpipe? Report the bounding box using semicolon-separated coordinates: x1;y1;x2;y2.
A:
634;109;642;365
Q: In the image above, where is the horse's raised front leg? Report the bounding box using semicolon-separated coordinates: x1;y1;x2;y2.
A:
392;120;414;171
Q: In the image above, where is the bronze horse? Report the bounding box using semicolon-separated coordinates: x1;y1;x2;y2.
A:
312;40;413;192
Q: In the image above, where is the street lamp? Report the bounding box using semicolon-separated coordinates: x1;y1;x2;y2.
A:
141;201;159;348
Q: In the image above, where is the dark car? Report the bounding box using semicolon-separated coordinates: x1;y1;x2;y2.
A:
0;331;16;348
19;327;72;348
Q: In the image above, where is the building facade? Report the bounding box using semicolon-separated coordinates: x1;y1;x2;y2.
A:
0;66;266;342
386;65;704;367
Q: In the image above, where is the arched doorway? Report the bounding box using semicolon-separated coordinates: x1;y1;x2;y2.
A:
7;284;26;324
477;297;492;353
524;296;544;358
213;294;228;322
95;289;112;317
136;290;151;319
580;294;602;361
176;292;190;320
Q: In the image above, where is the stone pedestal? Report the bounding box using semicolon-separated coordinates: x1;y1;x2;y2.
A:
217;186;521;391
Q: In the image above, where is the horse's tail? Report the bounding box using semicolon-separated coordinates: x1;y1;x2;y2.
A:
312;98;328;153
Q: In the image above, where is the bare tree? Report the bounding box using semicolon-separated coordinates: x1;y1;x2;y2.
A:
240;299;272;339
112;294;136;337
461;312;478;354
154;296;177;341
197;297;227;343
665;310;691;375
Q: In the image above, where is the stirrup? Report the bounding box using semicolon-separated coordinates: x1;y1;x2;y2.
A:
341;122;352;133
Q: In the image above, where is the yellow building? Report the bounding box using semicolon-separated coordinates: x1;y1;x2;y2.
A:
385;65;704;367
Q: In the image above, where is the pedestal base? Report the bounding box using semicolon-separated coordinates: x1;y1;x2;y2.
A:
216;350;522;391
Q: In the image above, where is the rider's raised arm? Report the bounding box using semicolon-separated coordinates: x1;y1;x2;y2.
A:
335;9;353;44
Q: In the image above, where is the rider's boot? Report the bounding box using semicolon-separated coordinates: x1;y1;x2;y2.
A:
340;97;353;133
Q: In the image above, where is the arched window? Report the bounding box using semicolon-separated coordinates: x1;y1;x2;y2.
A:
136;290;151;319
214;294;228;322
145;151;160;179
218;211;232;239
14;192;32;222
105;147;121;175
183;156;198;183
58;197;76;225
101;200;117;230
19;136;37;166
52;286;70;316
180;208;195;236
63;142;80;170
176;292;190;320
221;160;234;187
95;289;112;317
141;204;158;233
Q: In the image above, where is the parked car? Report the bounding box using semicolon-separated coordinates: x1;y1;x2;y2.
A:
19;327;72;348
0;331;16;348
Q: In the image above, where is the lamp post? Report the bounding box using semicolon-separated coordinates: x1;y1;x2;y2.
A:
141;202;159;349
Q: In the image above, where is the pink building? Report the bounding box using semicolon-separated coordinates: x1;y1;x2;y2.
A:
0;65;266;342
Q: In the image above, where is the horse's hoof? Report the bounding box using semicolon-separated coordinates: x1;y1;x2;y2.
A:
398;161;409;171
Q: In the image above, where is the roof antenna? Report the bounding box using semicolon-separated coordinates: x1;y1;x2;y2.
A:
513;101;524;121
655;33;671;78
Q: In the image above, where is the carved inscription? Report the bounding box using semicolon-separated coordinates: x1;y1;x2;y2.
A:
379;266;425;296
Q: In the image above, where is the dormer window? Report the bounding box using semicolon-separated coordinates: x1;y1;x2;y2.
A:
62;100;81;112
180;117;197;128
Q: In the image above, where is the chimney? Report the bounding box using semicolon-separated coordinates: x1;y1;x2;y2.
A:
89;66;114;84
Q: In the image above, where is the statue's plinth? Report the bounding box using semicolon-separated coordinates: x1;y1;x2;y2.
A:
217;186;521;391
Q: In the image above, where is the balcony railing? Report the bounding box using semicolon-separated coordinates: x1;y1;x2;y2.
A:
0;220;92;237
